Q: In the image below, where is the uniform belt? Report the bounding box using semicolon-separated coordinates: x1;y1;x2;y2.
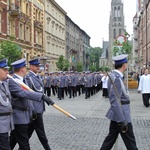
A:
12;106;29;111
0;112;11;116
121;101;130;105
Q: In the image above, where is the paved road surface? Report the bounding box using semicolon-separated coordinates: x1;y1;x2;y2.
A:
15;90;150;150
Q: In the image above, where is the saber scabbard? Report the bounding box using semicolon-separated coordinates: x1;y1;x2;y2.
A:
7;74;76;120
52;104;76;120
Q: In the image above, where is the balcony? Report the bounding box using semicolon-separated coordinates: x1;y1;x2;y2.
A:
9;4;20;16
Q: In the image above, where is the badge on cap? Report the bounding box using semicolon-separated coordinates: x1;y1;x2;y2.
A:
0;58;9;68
112;54;128;65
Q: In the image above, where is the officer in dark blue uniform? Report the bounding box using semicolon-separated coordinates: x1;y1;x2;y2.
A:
0;59;14;150
25;58;52;150
100;54;138;150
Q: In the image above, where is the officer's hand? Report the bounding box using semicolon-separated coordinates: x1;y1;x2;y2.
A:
42;95;54;106
118;121;128;133
32;110;37;120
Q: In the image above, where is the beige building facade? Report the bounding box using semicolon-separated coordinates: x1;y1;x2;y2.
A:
44;0;66;71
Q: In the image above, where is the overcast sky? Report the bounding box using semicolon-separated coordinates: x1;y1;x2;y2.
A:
55;0;136;48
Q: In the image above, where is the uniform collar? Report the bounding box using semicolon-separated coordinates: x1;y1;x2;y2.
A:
14;74;23;81
114;69;123;78
29;70;38;76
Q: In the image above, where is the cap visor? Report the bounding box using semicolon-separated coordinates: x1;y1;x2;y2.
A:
4;66;10;69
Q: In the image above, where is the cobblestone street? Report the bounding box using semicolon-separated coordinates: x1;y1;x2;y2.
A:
15;90;150;150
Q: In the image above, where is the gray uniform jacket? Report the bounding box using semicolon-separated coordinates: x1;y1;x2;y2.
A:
8;74;43;124
25;71;45;113
106;71;131;123
0;81;14;133
45;76;52;87
70;75;77;86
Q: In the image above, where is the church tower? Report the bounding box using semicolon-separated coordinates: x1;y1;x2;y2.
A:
108;0;125;67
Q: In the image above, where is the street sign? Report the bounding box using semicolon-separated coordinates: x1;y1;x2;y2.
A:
116;35;126;46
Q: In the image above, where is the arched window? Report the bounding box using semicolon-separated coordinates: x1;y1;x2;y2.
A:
114;7;117;17
113;29;116;39
118;6;120;17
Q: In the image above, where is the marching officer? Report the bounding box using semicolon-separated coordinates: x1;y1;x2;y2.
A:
8;58;53;150
25;58;53;150
45;73;51;97
100;54;138;150
84;72;92;99
52;72;58;96
0;58;14;150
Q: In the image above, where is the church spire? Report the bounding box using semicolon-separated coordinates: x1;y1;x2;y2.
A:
111;0;122;4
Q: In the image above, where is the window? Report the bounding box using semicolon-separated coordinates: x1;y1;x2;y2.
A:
38;11;40;21
25;26;30;41
113;29;116;39
118;7;120;17
26;3;29;15
114;7;117;17
36;31;42;45
19;23;24;40
19;0;23;12
119;28;122;35
36;9;38;20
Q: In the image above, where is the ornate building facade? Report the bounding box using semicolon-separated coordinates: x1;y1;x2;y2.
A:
0;0;90;71
133;0;150;72
45;0;66;71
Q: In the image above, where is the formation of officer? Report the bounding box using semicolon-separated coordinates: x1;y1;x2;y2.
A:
0;58;14;150
0;56;107;150
100;54;138;150
43;71;103;100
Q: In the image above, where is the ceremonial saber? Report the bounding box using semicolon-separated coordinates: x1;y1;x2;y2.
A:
7;74;76;120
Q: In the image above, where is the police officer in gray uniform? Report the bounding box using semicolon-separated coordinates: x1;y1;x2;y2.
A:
8;58;54;150
100;54;138;150
0;59;14;150
25;58;52;150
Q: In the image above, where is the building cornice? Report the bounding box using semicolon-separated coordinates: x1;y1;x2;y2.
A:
51;0;67;15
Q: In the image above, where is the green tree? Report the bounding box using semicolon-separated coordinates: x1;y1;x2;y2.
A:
0;40;22;70
113;40;132;58
99;66;111;72
89;47;102;71
89;64;96;72
76;62;83;72
56;55;70;71
63;59;70;71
